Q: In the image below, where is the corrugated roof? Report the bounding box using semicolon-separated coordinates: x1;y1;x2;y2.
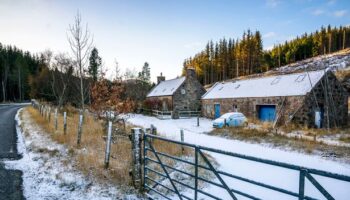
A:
147;77;186;97
202;70;326;99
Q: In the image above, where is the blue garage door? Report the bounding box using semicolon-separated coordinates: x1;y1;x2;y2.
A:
259;105;276;122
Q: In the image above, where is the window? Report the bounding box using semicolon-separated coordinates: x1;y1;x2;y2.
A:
233;104;238;112
181;89;186;94
271;77;281;85
295;74;306;82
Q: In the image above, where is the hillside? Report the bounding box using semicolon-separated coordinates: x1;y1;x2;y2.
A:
204;49;350;90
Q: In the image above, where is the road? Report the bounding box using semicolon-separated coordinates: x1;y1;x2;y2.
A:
0;105;25;200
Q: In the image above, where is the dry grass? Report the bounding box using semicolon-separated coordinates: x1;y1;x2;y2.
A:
26;106;132;187
209;125;350;163
26;105;197;191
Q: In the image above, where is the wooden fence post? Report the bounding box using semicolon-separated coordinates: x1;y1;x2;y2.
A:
197;116;200;127
131;128;142;189
180;129;184;154
54;108;58;130
63;112;67;134
77;114;83;145
104;121;113;168
48;107;51;122
150;124;157;135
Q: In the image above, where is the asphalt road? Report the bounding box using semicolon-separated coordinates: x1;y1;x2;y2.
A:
0;105;25;200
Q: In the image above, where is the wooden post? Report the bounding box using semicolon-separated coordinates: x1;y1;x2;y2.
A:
48;107;51;122
77;114;83;145
150;124;157;135
54;108;58;130
63;112;67;134
180;129;184;154
197;116;200;127
104;121;113;168
131;128;142;189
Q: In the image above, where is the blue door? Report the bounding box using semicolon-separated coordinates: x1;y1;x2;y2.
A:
214;104;221;119
258;105;276;122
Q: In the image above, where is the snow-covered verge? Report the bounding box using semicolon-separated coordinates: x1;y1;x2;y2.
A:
4;108;139;200
127;114;350;200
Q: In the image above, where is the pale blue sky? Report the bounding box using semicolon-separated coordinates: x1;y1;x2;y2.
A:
0;0;349;82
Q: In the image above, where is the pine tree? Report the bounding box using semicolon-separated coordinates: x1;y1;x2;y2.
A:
88;47;102;82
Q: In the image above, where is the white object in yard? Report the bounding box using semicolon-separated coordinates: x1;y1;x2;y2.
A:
315;110;322;128
213;112;247;128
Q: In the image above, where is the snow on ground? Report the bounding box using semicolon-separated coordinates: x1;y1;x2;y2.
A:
4;108;139;200
273;50;350;74
127;114;350;200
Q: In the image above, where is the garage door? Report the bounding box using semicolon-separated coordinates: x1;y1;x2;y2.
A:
258;105;276;122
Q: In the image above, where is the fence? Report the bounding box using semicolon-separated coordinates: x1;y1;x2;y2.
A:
142;133;350;200
152;110;173;120
178;110;201;119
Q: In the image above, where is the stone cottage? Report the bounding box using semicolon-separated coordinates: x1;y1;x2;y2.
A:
146;68;206;115
202;70;348;128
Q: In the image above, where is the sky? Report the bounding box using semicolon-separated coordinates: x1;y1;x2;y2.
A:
0;0;349;82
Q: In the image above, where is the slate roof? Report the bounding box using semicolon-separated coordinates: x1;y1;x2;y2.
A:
202;70;326;100
147;77;186;97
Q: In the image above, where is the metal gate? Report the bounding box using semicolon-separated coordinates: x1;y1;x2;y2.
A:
143;133;350;200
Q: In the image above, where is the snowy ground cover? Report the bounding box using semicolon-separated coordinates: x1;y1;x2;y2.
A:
127;114;350;200
4;108;139;200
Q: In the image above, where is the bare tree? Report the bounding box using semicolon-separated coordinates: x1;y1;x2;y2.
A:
67;11;93;111
51;53;74;108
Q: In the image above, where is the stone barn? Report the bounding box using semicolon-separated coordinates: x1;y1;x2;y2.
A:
202;70;348;128
146;68;206;115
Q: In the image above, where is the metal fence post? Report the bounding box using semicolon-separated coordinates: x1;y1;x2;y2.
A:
299;169;306;200
104;121;113;168
54;108;58;130
77;114;83;145
143;133;147;191
63;112;67;134
180;129;184;154
194;146;198;200
131;128;142;189
197;116;199;127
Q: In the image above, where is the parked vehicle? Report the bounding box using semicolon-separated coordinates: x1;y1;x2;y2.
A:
213;112;247;128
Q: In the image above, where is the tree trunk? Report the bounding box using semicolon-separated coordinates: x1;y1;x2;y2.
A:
18;66;21;101
2;81;6;102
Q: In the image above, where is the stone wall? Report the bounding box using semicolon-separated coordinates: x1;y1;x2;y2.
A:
293;72;348;128
202;96;305;123
202;72;348;128
145;69;205;113
172;71;206;111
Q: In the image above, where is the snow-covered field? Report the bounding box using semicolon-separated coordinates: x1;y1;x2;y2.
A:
4;108;138;200
127;114;350;200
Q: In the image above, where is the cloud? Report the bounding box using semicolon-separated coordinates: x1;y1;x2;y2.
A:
333;10;347;17
265;0;280;8
311;9;325;16
327;0;336;5
263;32;276;39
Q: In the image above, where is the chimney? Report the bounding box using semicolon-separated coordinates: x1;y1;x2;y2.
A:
157;72;165;84
186;67;196;78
